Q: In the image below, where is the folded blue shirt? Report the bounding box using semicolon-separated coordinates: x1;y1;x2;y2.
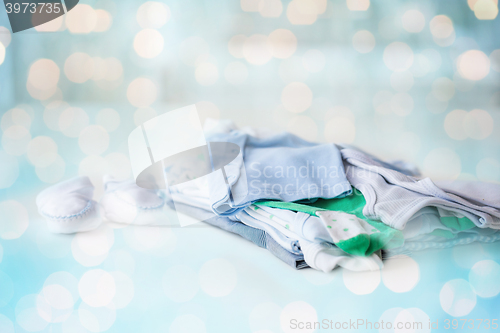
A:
169;201;308;269
205;131;352;216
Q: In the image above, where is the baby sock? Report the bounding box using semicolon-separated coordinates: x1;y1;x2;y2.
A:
316;211;375;257
100;175;165;225
36;176;102;234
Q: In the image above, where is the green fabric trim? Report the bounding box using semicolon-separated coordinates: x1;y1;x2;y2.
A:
255;200;325;216
256;187;405;256
256;187;477;256
429;229;456;239
440;216;476;231
337;234;370;257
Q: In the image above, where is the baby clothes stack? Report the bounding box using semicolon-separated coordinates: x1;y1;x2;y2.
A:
37;119;500;273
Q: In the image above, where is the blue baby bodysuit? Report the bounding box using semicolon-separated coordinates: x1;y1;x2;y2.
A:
204;130;352;216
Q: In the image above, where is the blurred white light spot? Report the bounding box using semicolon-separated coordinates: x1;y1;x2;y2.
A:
402;9;426;33
0;26;12;48
1;125;31;156
163;265;199;302
241;0;260;12
268;29;297;59
444;109;468;140
27;136;58;167
0;200;28;240
1;107;32;131
59;107;90;137
259;0;283;17
137;1;170;29
65;52;94;83
302;49;325;72
0;43;5;65
383;42;414;72
79;125;110;156
228;35;247;59
391;92;414;116
463;109;494;140
127;78;157;108
195;62;219;86
430;15;454;39
134;29;164;58
457;50;490;81
469;260;500;297
325;117;356;143
352;30;375;54
287;115;318;142
476;158;500;182
281;82;313;113
473;0;499;19
93;10;112;32
66;4;97;34
78;302;116;332
382;256;420;293
180;36;210;66
0;151;18;189
390;71;414;92
224;61;248;85
0;314;14;333
134;107;157;126
280;301;317;333
28;59;60;91
170;315;206;333
243;34;273;65
343;269;380;295
96;108;120;132
199;258;237;297
287;0;319;25
37;284;74;322
432;77;455;101
346;0;370;11
423;147;461;180
15;294;49;332
440;279;477;317
79;269;116;307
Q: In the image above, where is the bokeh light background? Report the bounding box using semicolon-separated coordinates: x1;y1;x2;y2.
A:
0;0;500;332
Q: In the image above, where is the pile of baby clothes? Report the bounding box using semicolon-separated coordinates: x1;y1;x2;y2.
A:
36;119;500;273
163;119;500;272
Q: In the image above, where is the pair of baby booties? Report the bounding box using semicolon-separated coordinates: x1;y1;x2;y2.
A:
36;176;166;234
